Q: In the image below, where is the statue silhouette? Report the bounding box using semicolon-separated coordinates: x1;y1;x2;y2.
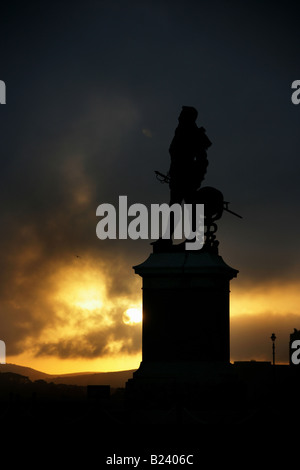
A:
168;106;211;208
168;106;211;238
153;106;241;253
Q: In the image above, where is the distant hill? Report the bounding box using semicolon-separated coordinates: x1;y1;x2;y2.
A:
0;364;136;388
50;370;136;387
0;363;51;381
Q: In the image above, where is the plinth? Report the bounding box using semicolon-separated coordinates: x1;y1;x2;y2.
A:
126;250;238;407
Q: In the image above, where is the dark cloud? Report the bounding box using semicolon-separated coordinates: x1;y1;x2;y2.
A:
0;1;299;365
36;315;142;359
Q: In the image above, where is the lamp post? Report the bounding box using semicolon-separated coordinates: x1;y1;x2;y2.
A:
270;333;276;365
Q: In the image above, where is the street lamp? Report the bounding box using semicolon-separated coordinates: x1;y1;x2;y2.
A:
270;333;276;365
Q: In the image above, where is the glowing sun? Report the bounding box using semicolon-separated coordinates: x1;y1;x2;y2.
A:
123;307;142;325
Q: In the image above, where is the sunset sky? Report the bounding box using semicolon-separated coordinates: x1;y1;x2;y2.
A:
0;1;299;374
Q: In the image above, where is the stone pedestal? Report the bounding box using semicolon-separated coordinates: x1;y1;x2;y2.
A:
126;251;238;407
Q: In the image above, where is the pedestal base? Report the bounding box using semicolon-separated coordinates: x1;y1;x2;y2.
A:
126;360;238;409
127;251;238;408
135;251;238;363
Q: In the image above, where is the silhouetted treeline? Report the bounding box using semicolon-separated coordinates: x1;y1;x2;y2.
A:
0;371;86;401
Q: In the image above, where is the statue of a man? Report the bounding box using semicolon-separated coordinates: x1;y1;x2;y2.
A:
168;106;212;236
168;106;211;206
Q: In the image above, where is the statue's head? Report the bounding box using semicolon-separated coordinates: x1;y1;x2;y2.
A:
178;106;198;123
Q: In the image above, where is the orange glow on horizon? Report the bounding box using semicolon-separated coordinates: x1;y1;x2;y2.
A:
6;255;300;374
230;281;300;317
6;258;143;374
7;352;142;375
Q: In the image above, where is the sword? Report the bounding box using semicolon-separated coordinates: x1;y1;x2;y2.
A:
154;170;242;219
